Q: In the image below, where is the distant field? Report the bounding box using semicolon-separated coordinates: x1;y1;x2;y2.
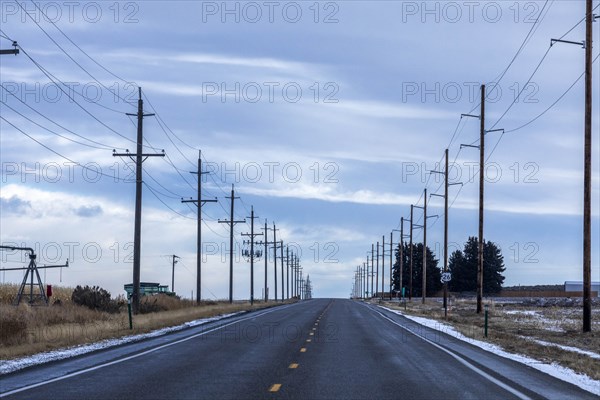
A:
381;297;600;381
0;284;290;360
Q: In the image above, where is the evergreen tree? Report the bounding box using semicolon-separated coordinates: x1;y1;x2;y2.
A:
448;236;506;294
393;242;442;297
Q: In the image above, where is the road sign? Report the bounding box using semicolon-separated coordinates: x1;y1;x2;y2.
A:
441;272;452;283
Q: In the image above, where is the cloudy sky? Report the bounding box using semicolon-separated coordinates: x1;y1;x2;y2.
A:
0;0;598;300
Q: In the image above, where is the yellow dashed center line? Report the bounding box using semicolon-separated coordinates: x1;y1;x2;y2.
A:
269;384;282;392
300;348;307;352
289;363;299;369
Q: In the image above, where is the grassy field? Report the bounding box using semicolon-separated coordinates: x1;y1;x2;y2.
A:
379;297;600;381
0;284;290;360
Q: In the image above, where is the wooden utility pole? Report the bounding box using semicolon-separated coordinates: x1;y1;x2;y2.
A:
272;224;279;301
381;235;385;299
400;218;404;297
409;205;414;301
262;220;269;301
583;0;593;332
477;85;485;314
279;240;284;302
371;244;374;298
376;241;379;298
423;188;427;304
182;151;217;304
218;184;245;303
241;206;262;305
286;246;290;300
389;232;393;299
113;87;164;314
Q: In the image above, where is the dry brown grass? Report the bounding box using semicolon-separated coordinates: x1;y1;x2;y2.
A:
0;284;292;360
381;298;600;381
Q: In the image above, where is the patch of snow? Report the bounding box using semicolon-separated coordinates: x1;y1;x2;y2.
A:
520;337;600;360
0;312;242;375
380;306;600;396
504;310;539;316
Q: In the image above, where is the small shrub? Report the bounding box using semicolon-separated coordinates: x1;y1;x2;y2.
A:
0;306;27;345
71;285;121;313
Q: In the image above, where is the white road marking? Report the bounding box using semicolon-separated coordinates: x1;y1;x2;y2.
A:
0;303;300;397
369;305;533;400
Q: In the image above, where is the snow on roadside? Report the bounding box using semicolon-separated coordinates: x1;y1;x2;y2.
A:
379;306;600;396
520;337;600;360
0;312;242;375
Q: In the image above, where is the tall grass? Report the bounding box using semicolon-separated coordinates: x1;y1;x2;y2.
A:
0;284;287;360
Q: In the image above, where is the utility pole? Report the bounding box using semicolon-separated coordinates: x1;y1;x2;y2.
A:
430;149;460;317
171;255;180;293
389;231;393;300
582;0;593;333
262;220;269;301
218;184;245;303
381;235;385;300
272;224;279;301
241;206;262;305
113;87;164;314
409;205;414;301
460;84;488;314
286;246;290;300
182;151;217;304
423;189;427;304
371;243;375;298
279;240;284;302
376;241;379;299
365;256;370;298
477;85;485;314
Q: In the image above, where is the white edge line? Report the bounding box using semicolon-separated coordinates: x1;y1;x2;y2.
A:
368;304;532;400
0;304;295;397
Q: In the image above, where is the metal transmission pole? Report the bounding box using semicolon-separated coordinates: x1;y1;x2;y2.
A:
171;255;180;293
218;184;245;303
113;87;164;314
241;206;263;305
182;151;217;304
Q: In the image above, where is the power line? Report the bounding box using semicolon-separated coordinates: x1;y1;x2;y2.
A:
21;1;135;106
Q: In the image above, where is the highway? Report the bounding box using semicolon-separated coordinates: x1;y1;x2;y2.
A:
0;299;595;399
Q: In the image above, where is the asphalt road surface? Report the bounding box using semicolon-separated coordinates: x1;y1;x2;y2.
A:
1;299;596;399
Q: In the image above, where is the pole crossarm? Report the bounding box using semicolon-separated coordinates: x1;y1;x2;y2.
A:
550;38;585;48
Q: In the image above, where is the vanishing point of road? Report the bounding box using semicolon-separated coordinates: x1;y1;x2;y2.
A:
0;299;595;399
